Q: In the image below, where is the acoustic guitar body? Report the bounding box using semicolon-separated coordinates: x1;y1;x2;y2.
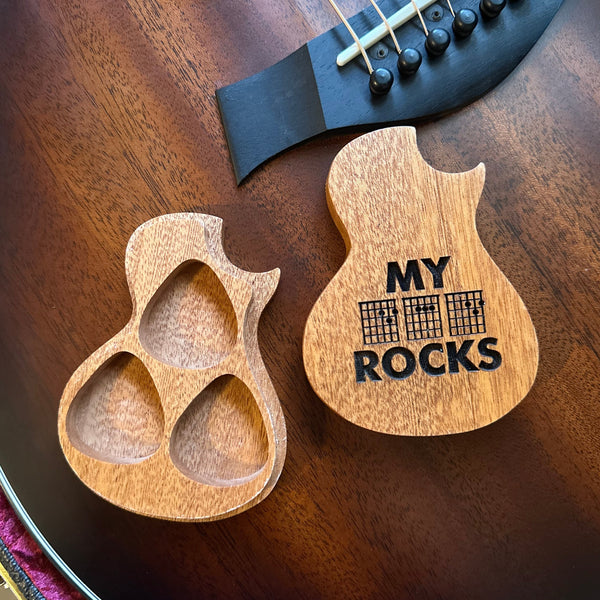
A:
304;127;538;435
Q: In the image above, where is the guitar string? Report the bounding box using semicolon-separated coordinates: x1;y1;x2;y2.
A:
336;0;442;66
445;0;456;18
327;0;374;73
368;0;402;55
410;0;429;36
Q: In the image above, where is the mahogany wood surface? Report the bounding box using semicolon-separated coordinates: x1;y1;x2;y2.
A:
0;0;599;598
58;214;286;521
304;127;538;435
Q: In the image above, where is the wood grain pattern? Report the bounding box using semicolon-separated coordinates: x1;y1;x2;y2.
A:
304;127;538;435
58;214;286;520
0;0;599;598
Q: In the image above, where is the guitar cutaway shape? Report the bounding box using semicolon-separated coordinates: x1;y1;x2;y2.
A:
58;213;286;520
303;127;538;436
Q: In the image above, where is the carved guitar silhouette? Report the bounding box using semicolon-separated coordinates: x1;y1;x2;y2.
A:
303;127;538;435
58;214;286;520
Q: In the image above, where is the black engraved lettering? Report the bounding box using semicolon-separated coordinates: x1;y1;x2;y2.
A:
421;256;451;288
447;340;478;373
354;351;382;383
382;347;416;380
419;343;446;376
386;260;424;293
478;337;502;371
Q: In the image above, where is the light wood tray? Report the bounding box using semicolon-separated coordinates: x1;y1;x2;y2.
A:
58;213;286;521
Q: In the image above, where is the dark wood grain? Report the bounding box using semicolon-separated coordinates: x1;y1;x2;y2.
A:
1;0;599;598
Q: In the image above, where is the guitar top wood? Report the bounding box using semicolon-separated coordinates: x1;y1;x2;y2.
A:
57;213;286;521
304;127;538;435
4;1;600;598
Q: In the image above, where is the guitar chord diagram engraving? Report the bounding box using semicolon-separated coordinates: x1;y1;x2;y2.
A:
359;299;400;345
402;295;443;340
445;290;487;336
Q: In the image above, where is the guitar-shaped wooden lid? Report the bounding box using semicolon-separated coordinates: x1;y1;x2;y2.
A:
58;213;286;520
303;127;538;435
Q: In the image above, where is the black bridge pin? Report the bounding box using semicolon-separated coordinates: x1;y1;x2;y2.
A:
328;0;393;95
442;0;479;38
480;0;507;19
410;0;451;57
368;0;422;77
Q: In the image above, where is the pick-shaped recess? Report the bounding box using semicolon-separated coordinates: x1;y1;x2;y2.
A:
66;352;164;463
170;375;269;486
139;260;238;369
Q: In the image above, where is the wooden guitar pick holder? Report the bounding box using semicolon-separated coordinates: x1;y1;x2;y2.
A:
304;127;539;435
58;213;286;521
